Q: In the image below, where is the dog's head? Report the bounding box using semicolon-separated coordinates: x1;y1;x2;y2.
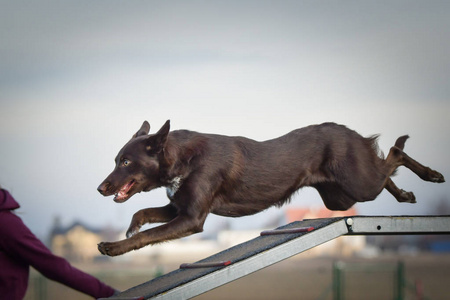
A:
97;120;170;203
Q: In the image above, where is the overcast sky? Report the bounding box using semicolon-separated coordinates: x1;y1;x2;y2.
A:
1;1;449;240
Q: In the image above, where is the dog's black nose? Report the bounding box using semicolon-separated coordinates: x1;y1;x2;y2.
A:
97;182;109;196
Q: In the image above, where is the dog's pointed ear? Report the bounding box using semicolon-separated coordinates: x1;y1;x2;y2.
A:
154;120;170;146
145;120;170;154
133;121;150;138
156;120;170;137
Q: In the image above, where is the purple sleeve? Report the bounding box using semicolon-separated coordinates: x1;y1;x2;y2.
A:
0;212;115;299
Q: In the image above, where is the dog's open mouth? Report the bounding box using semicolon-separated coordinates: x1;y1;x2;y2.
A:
114;180;136;203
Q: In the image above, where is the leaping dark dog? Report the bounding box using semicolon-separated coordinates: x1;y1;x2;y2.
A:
97;120;445;256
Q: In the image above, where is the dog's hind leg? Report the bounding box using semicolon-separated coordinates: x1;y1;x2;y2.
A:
384;136;445;183
379;135;444;204
126;204;178;238
385;178;416;203
397;150;445;183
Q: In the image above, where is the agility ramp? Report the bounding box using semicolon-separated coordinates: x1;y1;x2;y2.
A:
103;216;450;300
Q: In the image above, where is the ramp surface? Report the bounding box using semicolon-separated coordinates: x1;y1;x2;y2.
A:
104;216;450;300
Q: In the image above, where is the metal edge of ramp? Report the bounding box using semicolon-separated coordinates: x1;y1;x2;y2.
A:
345;215;450;235
107;217;348;300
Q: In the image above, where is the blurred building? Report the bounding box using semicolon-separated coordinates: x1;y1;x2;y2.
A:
50;217;121;263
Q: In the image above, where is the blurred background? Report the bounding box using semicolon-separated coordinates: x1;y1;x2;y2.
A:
1;1;450;299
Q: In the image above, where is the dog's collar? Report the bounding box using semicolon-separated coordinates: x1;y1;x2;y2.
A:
166;176;183;200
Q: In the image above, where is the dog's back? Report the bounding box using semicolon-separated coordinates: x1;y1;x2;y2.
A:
166;123;384;215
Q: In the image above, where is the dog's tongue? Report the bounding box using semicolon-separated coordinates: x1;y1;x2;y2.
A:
114;180;135;202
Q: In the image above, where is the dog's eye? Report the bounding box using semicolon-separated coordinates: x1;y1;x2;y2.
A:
122;159;131;166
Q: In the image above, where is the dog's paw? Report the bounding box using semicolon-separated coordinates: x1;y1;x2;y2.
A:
398;190;416;203
430;171;445;183
98;242;125;257
98;242;111;256
126;226;139;239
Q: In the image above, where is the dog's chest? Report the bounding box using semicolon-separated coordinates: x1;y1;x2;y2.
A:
166;176;183;200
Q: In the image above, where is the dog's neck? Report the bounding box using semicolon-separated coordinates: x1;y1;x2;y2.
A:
166;176;183;200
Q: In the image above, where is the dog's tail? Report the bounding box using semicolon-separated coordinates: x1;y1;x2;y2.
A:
395;135;409;150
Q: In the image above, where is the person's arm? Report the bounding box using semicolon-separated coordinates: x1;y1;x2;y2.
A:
0;212;115;299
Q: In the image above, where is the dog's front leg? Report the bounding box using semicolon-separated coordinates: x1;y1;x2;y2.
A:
126;204;178;238
98;213;206;256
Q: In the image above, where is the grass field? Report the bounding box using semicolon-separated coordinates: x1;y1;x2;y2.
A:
24;253;450;300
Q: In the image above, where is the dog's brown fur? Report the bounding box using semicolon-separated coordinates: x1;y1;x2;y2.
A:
97;120;445;256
